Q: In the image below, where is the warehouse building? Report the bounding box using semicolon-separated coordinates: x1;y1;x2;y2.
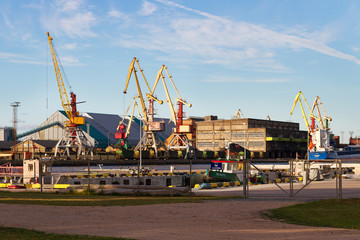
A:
196;117;308;159
23;111;174;149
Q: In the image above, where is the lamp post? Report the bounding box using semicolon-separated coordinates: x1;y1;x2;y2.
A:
139;118;142;169
242;122;248;199
137;117;143;195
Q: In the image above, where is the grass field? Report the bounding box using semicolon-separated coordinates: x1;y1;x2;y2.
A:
266;198;360;230
0;226;133;240
0;191;235;206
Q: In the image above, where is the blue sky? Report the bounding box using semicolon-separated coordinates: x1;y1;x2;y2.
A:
1;0;360;143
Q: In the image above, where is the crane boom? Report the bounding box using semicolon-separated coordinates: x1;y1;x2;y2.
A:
152;65;191;124
116;97;142;139
160;71;177;124
311;96;332;129
123;57;149;124
290;92;309;132
290;91;319;132
235;109;244;119
47;32;73;122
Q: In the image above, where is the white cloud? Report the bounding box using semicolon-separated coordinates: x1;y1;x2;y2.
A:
56;0;83;12
138;0;157;16
108;9;125;19
42;0;97;39
204;76;291;83
61;43;77;50
59;56;79;64
126;0;360;68
2;13;14;29
0;52;43;65
58;12;97;38
0;52;29;59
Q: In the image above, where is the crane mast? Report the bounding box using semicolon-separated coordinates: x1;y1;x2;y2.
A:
47;32;93;159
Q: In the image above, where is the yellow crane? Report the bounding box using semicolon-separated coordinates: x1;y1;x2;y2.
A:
123;57;163;128
47;32;85;127
123;57;165;157
234;109;244;119
152;65;193;158
115;97;143;149
311;96;332;129
47;32;93;158
290;91;319;133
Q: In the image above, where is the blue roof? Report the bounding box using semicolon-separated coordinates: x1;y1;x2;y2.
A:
58;111;175;148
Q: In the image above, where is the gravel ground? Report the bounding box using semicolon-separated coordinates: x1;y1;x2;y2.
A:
0;179;360;240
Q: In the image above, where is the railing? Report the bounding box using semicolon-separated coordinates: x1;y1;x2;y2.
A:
0;163;23;176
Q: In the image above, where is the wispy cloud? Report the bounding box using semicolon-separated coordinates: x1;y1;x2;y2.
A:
41;0;97;38
114;0;360;69
61;43;78;50
138;0;157;16
108;9;126;19
2;13;14;29
56;0;83;12
204;76;291;83
0;51;80;66
0;52;43;65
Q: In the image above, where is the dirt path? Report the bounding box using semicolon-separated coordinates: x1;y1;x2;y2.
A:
0;179;360;240
0;199;360;240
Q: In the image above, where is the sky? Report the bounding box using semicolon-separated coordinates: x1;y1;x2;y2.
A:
1;0;360;143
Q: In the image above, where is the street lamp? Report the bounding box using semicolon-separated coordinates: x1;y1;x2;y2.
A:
139;117;143;169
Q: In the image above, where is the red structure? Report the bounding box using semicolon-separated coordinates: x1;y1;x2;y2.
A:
0;163;23;176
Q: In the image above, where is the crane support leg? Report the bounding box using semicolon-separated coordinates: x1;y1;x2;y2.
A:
167;133;195;159
55;127;94;160
134;132;165;158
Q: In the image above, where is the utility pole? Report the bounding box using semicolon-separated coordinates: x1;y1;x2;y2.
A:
10;102;20;146
341;131;344;144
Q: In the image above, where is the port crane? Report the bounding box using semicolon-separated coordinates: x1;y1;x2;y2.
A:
290;91;319;133
115;97;142;149
311;96;332;130
234;109;244;119
151;65;194;159
47;32;94;159
123;57;165;158
290;91;330;152
290;91;317;150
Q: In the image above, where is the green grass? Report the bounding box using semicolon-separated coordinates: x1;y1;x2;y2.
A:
0;226;133;240
266;198;360;230
0;191;235;206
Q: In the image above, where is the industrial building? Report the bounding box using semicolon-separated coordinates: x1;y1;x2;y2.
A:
0;127;12;141
11;140;58;153
23;111;175;150
195;117;308;158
